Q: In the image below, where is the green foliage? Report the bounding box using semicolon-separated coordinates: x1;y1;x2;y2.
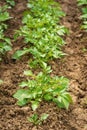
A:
81;8;87;30
28;113;49;125
77;0;87;5
0;5;12;60
13;71;72;110
13;0;72;121
78;0;87;30
13;0;68;69
0;5;11;21
6;0;15;7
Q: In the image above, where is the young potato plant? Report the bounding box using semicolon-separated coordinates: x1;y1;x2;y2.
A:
78;0;87;30
0;5;12;60
13;0;68;69
13;70;72;111
28;113;49;125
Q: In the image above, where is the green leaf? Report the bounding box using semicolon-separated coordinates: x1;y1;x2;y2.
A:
4;45;12;51
62;98;70;109
44;94;52;101
53;92;72;109
12;48;30;60
78;0;87;5
17;99;28;106
6;0;15;6
4;38;11;45
24;70;33;76
13;89;30;106
0;43;5;48
19;81;28;88
27;3;33;8
31;101;39;111
0;12;10;22
40;113;49;121
28;114;38;124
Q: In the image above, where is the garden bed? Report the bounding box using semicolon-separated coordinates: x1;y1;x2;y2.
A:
0;0;87;130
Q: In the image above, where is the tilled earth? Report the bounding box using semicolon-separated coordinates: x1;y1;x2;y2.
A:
0;0;87;130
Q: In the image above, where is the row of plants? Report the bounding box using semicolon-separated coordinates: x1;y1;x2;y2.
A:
0;5;12;61
13;1;68;69
0;0;15;80
13;0;72;124
78;0;87;30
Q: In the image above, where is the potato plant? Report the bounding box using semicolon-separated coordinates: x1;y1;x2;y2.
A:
14;71;72;110
0;5;12;60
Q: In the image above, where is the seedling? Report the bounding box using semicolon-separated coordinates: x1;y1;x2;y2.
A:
28;113;49;125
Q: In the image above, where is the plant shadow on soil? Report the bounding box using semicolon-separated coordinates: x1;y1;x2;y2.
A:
0;0;87;130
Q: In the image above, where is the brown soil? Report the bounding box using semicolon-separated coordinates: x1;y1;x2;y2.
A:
0;0;87;130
